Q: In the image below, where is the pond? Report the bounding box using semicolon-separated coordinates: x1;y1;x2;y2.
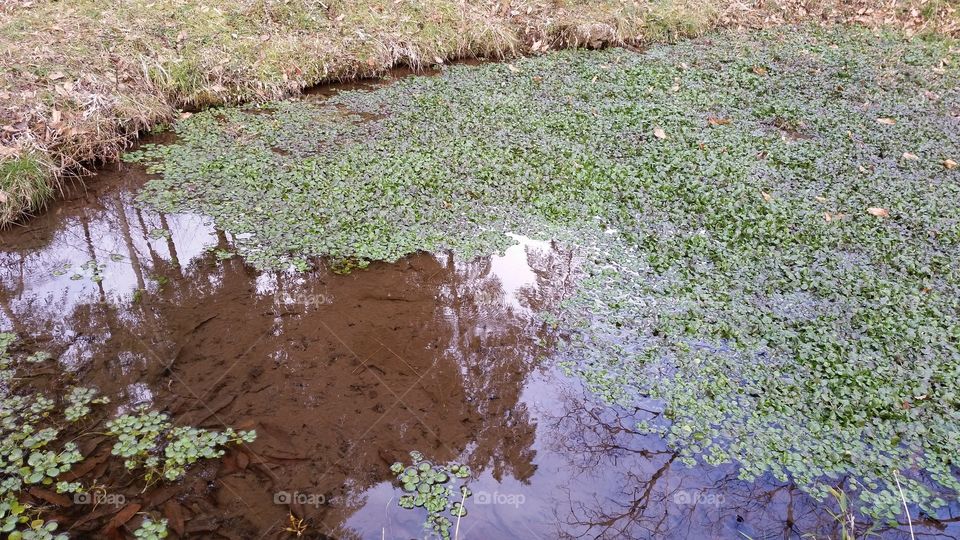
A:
0;151;941;540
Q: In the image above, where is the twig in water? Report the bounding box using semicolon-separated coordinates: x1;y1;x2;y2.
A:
893;471;915;540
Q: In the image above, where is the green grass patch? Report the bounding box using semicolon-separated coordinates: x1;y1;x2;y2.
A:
0;154;54;224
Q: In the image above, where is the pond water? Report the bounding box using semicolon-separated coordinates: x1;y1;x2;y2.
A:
2;161;946;539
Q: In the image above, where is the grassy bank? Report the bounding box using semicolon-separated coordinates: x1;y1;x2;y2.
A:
0;0;957;226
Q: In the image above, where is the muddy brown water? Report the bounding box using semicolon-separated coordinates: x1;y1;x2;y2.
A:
0;166;949;538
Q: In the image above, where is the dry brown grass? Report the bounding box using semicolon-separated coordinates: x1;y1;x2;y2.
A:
0;0;956;226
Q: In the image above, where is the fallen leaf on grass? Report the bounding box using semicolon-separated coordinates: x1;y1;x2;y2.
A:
902;152;919;160
179;112;192;119
752;66;768;76
708;116;731;126
653;126;667;140
761;191;773;202
876;117;896;125
945;159;958;169
507;64;520;73
867;207;890;218
0;191;8;204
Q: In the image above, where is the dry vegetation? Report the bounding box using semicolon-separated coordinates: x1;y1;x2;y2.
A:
0;0;957;226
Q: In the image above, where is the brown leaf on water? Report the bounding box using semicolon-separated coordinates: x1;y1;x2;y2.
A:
876;117;896;125
653;126;667;140
867;207;890;218
902;152;919;160
163;500;186;536
945;159;958;170
104;503;141;532
236;451;250;470
708;116;731;126
28;487;71;507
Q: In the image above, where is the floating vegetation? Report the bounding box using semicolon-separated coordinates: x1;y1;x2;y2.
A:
127;27;960;520
106;408;255;482
0;332;255;538
390;451;472;539
133;517;169;539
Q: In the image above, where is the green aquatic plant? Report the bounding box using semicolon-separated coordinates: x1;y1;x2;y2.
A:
64;387;110;423
133;517;169;539
391;451;472;539
126;27;960;520
0;332;255;537
0;334;96;538
106;407;256;482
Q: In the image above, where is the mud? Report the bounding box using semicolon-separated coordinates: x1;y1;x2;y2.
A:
0;163;945;539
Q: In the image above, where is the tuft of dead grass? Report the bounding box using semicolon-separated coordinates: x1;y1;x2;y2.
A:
0;0;956;226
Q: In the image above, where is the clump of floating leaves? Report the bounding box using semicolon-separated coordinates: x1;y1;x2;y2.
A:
391;451;472;539
106;408;255;482
0;332;255;538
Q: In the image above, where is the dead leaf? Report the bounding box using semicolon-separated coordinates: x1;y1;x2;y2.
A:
28;488;72;507
104;503;141;532
761;191;773;202
902;152;919;160
49;71;65;81
51;109;62;126
867;207;890;218
507;64;520;73
0;191;7;204
179;112;192;120
752;66;768;76
653;126;667;140
945;159;958;170
708;116;731;126
334;13;345;21
814;196;827;203
824;212;833;222
163;501;186;536
876;117;896;125
260;34;270;42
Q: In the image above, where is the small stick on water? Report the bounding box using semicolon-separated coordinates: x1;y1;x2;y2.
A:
454;488;467;540
893;471;915;540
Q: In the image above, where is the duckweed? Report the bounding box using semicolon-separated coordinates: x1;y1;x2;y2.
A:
391;451;472;539
127;27;960;519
